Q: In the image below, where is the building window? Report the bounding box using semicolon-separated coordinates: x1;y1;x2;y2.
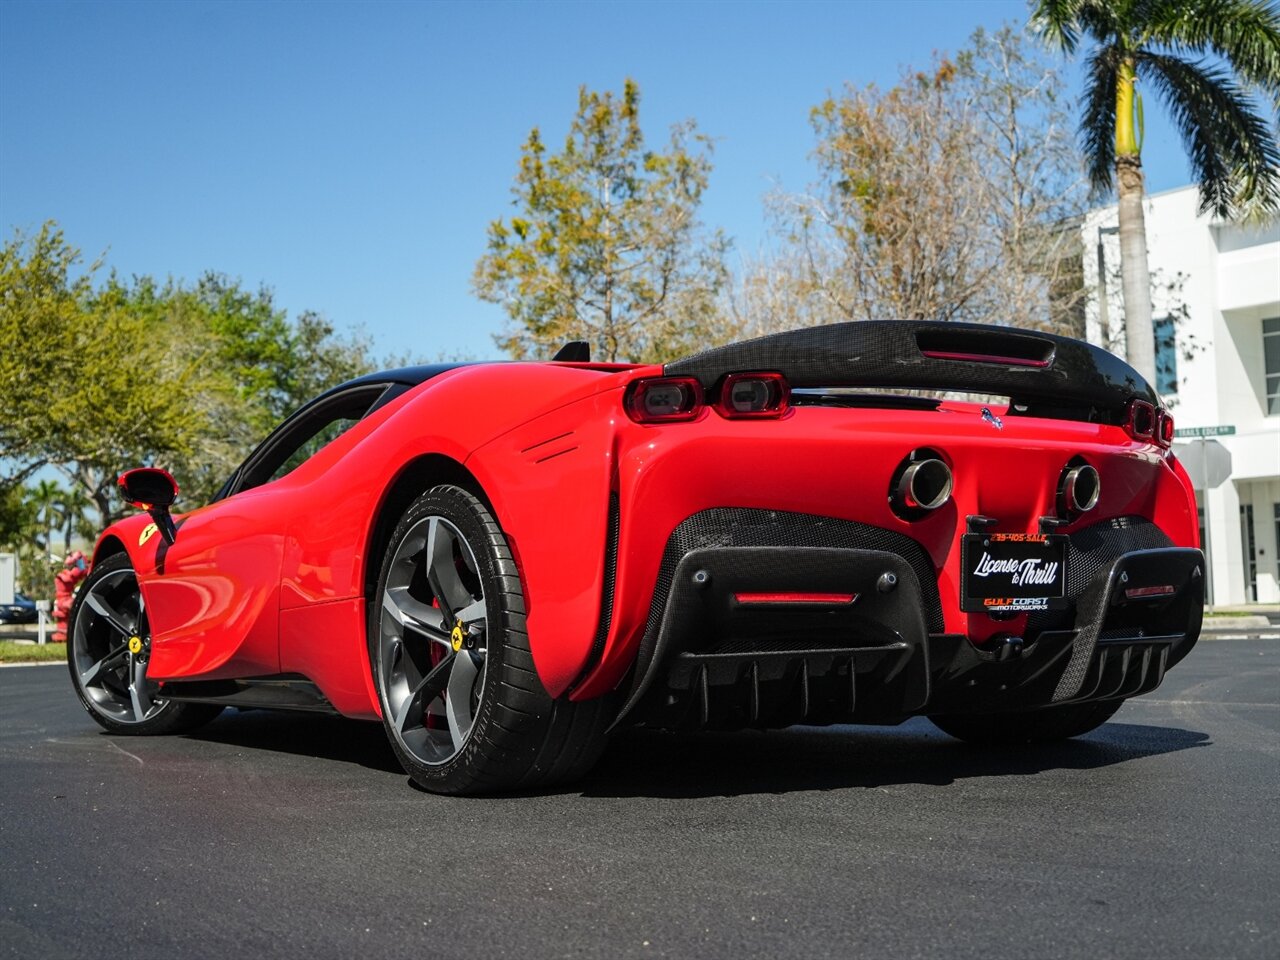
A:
1154;316;1178;396
1274;502;1280;582
1241;503;1257;602
1265;317;1280;415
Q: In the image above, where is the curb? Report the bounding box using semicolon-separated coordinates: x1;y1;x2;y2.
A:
1203;615;1272;628
1198;630;1280;641
0;660;64;669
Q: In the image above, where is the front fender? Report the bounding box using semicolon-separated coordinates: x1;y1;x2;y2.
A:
93;512;169;578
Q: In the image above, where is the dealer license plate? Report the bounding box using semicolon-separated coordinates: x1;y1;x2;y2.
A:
961;533;1068;613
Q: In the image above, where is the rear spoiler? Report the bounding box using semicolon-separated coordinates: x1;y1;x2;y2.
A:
665;321;1157;419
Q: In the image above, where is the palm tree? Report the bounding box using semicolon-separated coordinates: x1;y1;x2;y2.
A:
55;485;93;555
27;479;63;560
1032;0;1280;382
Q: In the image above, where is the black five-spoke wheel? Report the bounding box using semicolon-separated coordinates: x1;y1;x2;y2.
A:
379;509;489;764
67;553;222;736
371;484;610;795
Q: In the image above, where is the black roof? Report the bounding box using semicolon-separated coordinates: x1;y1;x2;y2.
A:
341;362;474;389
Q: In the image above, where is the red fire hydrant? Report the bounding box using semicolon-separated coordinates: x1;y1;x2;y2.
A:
52;551;88;644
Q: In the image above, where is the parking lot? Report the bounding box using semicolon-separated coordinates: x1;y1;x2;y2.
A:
1;636;1276;960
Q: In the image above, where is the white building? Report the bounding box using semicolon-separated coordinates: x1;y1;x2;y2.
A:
1083;185;1280;605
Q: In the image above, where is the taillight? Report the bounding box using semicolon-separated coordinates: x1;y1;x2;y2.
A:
1156;410;1174;447
1125;399;1156;441
624;377;704;423
714;372;790;419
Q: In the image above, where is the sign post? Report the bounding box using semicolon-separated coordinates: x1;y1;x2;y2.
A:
1202;437;1214;611
1171;428;1234;611
36;600;51;645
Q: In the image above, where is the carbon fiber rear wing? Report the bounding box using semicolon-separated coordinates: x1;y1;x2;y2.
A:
666;321;1156;421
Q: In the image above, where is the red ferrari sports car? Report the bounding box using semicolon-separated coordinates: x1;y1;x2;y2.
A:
67;321;1203;794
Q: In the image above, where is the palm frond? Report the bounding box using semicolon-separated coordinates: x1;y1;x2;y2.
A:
1031;0;1085;52
1082;0;1131;41
1142;0;1280;106
1138;51;1280;216
1081;47;1121;194
1033;0;1130;48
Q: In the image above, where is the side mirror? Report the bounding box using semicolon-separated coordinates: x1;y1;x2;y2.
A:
118;468;179;545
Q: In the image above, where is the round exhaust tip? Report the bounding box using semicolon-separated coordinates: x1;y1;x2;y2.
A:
1062;464;1100;514
900;458;953;512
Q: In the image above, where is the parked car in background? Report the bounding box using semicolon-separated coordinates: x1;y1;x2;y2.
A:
0;592;38;625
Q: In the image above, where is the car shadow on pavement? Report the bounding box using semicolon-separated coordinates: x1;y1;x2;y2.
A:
573;718;1211;799
176;710;1209;798
184;708;403;775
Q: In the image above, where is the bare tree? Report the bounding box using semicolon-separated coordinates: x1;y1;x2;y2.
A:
733;27;1088;338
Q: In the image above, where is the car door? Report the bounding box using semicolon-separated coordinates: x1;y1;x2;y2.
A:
143;383;393;682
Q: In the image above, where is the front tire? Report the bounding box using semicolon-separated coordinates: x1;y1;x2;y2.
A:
67;553;223;736
370;484;610;795
929;699;1125;745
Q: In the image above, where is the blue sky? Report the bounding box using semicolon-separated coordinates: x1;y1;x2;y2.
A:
1;0;1192;363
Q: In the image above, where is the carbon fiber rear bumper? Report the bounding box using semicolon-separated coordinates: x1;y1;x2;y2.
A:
617;512;1203;731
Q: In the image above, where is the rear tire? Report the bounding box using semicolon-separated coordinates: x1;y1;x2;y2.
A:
370;484;610;795
67;553;224;736
928;699;1125;745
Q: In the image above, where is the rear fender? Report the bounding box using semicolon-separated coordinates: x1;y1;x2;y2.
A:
281;363;642;608
466;388;624;698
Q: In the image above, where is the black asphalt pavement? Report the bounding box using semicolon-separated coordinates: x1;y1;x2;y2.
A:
1;639;1276;960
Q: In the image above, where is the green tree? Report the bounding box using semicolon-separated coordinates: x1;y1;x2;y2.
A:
55;286;229;525
0;483;36;550
1;223;376;534
474;79;733;363
0;223;90;482
1;226;219;527
185;275;373;435
1032;0;1280;380
278;309;375;418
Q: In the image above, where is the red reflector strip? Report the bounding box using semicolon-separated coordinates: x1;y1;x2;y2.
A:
1124;585;1176;600
733;592;858;605
920;349;1050;368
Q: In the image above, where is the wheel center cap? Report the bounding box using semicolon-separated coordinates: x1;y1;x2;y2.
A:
128;635;143;655
450;621;465;652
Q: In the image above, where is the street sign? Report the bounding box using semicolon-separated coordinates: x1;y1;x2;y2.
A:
1173;424;1236;438
1174;439;1232;489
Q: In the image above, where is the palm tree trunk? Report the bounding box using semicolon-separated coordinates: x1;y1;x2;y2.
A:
1114;60;1156;383
1115;157;1156;383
